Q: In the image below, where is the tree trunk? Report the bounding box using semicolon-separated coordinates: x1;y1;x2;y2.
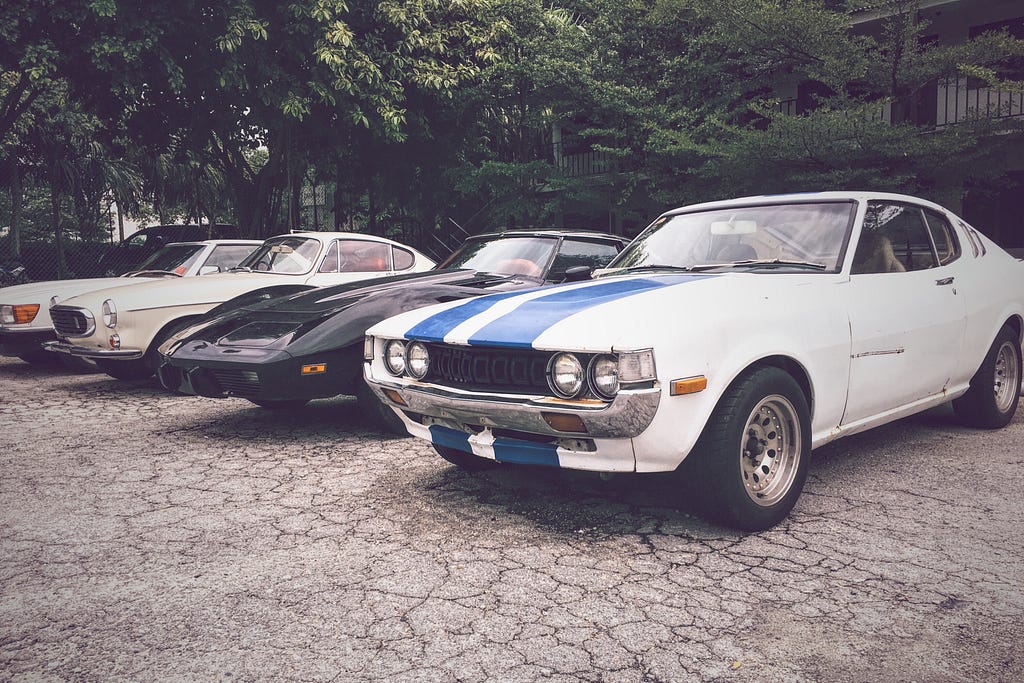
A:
50;179;68;279
10;163;23;257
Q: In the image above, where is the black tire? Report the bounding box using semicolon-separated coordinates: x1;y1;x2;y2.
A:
433;444;497;472
683;366;811;532
953;325;1021;429
248;398;310;410
94;357;153;381
58;355;98;373
356;380;408;435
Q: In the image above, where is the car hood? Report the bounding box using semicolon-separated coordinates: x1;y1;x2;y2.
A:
167;269;533;356
57;271;297;312
0;276;147;305
370;271;832;352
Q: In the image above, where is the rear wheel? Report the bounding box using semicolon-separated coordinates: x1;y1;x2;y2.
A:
683;366;811;531
953;325;1021;428
433;444;497;472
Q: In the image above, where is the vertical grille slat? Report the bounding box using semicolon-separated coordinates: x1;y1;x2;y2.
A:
50;307;93;336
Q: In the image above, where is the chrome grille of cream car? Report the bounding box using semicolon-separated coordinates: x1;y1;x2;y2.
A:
50;306;95;337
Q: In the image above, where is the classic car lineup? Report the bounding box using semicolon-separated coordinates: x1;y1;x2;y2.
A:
154;230;629;430
362;192;1023;530
42;232;434;380
0;239;261;364
3;197;1022;530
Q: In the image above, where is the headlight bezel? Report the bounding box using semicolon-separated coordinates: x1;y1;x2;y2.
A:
383;339;407;376
588;354;620;399
547;351;586;399
101;299;117;328
406;341;430;379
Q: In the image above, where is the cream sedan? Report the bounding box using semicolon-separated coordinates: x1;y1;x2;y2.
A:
46;232;434;380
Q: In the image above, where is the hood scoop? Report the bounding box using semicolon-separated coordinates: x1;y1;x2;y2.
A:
217;321;301;347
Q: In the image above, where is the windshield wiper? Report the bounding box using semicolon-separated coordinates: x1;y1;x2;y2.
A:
685;259;828;272
617;265;698;273
229;266;252;272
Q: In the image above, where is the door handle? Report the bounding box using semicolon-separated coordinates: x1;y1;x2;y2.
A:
935;276;954;286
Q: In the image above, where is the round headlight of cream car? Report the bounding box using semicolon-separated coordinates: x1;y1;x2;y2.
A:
406;341;430;379
384;339;407;376
589;354;620;399
101;300;117;328
548;352;585;399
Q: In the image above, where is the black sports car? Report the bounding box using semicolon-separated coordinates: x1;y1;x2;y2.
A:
156;230;630;431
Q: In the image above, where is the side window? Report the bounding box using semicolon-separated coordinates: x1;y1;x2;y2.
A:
548;239;623;280
319;242;340;273
206;245;259;272
851;203;936;274
922;210;960;266
339;240;390;272
393;246;415;271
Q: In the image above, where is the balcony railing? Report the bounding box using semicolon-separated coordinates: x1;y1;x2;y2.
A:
552;141;613;178
935;77;1024;127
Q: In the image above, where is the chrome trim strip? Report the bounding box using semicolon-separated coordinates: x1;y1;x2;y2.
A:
43;340;144;360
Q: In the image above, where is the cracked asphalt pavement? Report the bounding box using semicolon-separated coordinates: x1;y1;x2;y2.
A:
2;355;1023;682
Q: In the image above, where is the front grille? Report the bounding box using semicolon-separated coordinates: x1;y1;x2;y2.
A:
425;343;550;394
210;369;261;397
51;307;93;337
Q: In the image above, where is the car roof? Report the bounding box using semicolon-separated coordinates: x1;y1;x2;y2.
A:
663;191;953;217
467;229;629;243
163;239;263;247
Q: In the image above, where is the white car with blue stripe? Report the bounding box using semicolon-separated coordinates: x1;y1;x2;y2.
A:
363;192;1024;530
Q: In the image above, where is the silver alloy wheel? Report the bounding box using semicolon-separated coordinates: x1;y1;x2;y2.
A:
993;340;1021;414
739;394;802;507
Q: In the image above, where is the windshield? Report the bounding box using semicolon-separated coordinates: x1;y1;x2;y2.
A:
130;243;205;275
237;236;322;275
439;236;558;278
610;201;856;273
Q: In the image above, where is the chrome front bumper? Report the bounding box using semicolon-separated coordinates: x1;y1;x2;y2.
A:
367;376;661;439
44;340;144;360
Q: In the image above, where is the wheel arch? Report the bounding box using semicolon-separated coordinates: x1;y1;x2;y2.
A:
735;354;815;419
147;314;204;355
1004;314;1022;344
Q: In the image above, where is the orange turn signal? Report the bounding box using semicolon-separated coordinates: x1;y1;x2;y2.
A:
541;412;588;434
383;388;407;406
12;304;40;324
670;375;707;396
301;363;327;375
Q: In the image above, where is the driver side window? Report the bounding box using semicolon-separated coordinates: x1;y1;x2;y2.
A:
852;202;937;274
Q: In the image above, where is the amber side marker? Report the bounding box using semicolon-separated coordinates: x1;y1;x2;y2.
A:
383;388;408;406
12;304;40;324
542;412;588;433
670;375;707;396
301;363;327;375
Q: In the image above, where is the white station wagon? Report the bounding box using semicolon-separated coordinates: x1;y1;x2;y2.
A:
46;232;434;380
363;192;1024;530
0;239;261;365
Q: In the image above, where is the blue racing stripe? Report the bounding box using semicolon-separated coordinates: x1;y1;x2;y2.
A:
492;437;561;467
468;274;715;348
428;425;473;454
404;289;533;342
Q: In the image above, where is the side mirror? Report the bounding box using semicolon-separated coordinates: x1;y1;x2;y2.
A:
562;265;592;282
199;265;221;275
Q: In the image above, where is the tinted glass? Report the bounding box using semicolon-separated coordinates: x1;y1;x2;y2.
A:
239;236;323;274
339;240;391;272
319;242;341;273
133;244;205;274
549;239;623;278
204;244;259;273
923;209;960;266
853;202;936;273
440;236;558;278
393;247;415;270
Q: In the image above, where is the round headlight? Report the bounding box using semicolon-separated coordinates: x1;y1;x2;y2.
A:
101;299;117;328
548;352;584;398
406;341;430;379
589;355;620;399
384;339;407;376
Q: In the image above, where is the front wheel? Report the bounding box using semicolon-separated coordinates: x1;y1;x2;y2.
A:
683;366;811;531
953;325;1021;429
355;381;408;435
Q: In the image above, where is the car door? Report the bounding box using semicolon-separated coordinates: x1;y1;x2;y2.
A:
305;238;396;287
842;201;967;426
